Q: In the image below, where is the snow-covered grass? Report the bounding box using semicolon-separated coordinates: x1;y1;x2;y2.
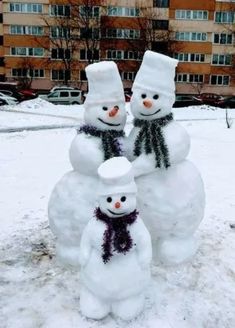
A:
0;100;235;327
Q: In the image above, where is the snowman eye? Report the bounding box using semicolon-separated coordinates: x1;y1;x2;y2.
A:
121;196;126;202
153;94;159;100
141;94;147;99
107;197;112;203
102;106;108;111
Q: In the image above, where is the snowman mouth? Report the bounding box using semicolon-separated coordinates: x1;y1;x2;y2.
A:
98;118;121;127
140;109;161;117
108;209;126;216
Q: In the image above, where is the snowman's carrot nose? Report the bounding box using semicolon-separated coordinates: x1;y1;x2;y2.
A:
109;106;119;117
115;202;121;209
143;99;152;108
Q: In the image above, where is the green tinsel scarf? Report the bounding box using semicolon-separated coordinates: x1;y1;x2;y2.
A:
133;113;173;169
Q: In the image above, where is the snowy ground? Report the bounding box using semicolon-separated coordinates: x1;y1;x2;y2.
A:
0;99;235;328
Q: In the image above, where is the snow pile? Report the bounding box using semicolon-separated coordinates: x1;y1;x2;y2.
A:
0;118;235;327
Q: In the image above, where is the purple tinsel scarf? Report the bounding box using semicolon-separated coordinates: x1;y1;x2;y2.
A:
94;207;138;264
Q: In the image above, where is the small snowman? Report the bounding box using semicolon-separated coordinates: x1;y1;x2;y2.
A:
79;157;152;320
48;61;127;267
126;50;205;264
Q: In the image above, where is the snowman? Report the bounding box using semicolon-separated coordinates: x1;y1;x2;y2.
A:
48;61;127;267
126;50;205;264
79;156;152;320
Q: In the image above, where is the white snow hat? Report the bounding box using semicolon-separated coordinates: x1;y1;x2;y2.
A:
97;157;137;196
84;61;125;106
132;50;178;97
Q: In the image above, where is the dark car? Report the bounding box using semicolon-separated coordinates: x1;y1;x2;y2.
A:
194;93;224;107
0;89;24;102
19;89;38;100
216;96;235;109
173;95;202;108
124;88;132;102
0;98;7;106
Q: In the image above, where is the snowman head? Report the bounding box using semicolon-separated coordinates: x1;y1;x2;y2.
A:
97;157;137;218
131;51;178;121
99;193;136;218
84;61;126;131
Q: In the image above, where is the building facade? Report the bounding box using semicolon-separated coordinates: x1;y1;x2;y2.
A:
0;0;234;95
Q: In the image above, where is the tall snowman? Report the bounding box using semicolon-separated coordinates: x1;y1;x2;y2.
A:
79;157;152;320
126;50;205;264
48;61;127;267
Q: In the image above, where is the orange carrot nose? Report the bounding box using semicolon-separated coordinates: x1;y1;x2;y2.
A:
115;202;121;209
143;99;152;108
109;106;119;117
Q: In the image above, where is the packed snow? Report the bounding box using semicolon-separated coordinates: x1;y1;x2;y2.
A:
0;98;235;327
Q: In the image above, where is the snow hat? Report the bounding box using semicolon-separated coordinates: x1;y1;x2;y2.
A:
97;157;137;196
132;50;178;97
84;61;125;106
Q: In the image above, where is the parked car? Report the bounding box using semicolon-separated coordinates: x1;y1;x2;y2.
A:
40;89;83;105
0;98;7;106
19;89;38;100
50;86;79;93
194;93;224;107
173;95;202;108
0;92;19;105
216;96;235;109
124;88;132;102
0;89;24;102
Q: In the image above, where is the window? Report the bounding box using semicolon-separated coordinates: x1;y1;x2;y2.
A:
175;32;207;41
50;5;70;17
29;69;44;78
107;6;140;17
175;74;204;83
153;0;169;7
10;25;43;35
52;70;71;81
51;48;71;60
51;27;70;38
0;57;4;67
106;28;140;39
174;53;205;62
212;54;232;65
80;70;87;81
152;20;169;30
213;33;233;44
80;28;99;39
80;49;99;61
9;3;43;13
12;68;27;77
80;6;100;17
11;47;44;57
0;14;3;23
0;36;4;45
121;72;136;81
210;75;230;85
215;11;234;23
106;50;142;60
175;10;208;20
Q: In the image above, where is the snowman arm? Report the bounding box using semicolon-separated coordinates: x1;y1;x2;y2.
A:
135;219;152;268
79;220;93;266
132;154;157;177
166;123;190;164
69;134;103;174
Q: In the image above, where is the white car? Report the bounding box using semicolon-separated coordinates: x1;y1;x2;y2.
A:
0;92;19;105
40;89;83;105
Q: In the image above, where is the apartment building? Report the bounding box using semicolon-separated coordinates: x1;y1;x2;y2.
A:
0;0;234;95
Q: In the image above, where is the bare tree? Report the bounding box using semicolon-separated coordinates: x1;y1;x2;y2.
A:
35;0;101;86
14;57;35;89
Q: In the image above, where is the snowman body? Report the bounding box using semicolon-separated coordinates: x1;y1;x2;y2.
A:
79;157;152;320
48;61;126;267
126;51;205;264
